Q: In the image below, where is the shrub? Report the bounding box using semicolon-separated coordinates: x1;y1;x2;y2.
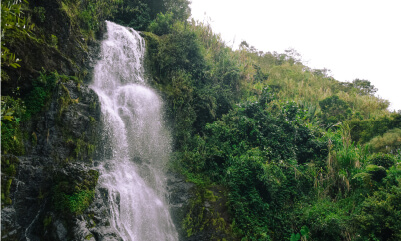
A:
368;128;401;154
355;185;401;240
147;12;174;36
300;199;352;241
369;153;397;169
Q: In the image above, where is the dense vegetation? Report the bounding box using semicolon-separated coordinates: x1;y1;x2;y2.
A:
142;7;401;241
2;0;401;240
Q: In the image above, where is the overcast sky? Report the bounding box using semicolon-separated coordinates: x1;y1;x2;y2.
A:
190;0;401;111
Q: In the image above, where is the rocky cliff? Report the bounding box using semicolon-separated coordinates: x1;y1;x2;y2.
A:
1;1;233;240
1;0;105;239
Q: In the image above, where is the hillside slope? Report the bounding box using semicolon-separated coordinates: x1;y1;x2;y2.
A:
2;0;401;240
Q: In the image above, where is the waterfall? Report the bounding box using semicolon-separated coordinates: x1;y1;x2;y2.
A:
90;21;178;241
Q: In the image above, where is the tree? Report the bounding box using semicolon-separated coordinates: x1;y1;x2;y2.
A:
352;79;377;96
239;40;249;48
319;95;351;126
284;48;302;65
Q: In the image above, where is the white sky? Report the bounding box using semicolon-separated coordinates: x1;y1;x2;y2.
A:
190;0;401;111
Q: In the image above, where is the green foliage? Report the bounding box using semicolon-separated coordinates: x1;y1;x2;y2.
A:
151;22;206;79
300;198;353;241
1;46;21;69
60;0;120;39
79;2;98;31
173;92;327;240
53;185;95;215
368;128;401;154
43;215;52;228
340;79;378;96
23;71;57;120
1;121;25;155
352;79;378;96
1;0;34;70
163;0;190;21
145;21;235;147
349;113;401;144
148;18;400;239
147;12;174;35
355;183;401;240
85;234;94;240
182;186;234;239
113;1;151;30
144;12;401;240
369;153;397;169
3;0;399;238
53;169;99;215
253;64;269;82
365;165;387;182
290;226;309;241
111;0;190;31
146;18;398;240
33;6;46;23
290;233;300;241
73;135;95;161
319;95;352;126
50;34;58;48
1;155;20;207
1;95;25;124
163;70;197;146
1;96;25;155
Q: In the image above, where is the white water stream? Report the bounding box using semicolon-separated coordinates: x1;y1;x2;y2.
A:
90;21;178;241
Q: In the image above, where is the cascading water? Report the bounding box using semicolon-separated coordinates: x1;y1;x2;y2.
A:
90;21;178;241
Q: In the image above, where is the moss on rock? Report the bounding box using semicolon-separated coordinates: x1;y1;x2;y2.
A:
1;155;20;207
183;185;238;240
53;167;99;216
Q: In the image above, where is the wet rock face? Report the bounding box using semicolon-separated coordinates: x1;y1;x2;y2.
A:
166;171;195;240
166;171;238;241
1;79;102;241
74;183;124;241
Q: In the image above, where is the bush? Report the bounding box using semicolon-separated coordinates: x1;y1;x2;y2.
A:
369;153;397;169
175;95;328;240
147;12;174;36
368;128;401;154
355;185;401;240
301;199;351;241
349;113;401;144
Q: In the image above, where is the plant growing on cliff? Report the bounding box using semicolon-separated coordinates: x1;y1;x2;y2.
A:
1;0;34;72
1;155;20;207
1;96;25;155
23;71;57;120
53;169;99;215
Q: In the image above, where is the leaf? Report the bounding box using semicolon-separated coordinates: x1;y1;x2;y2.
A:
290;233;301;241
2;116;14;121
10;63;21;68
300;226;309;239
